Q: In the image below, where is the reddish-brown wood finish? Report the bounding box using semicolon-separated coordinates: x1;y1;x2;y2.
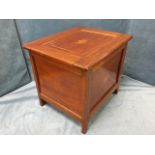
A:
23;26;132;134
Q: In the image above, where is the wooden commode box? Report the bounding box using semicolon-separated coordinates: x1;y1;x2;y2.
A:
23;26;132;134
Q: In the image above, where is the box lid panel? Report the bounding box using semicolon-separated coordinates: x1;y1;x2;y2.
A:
43;29;116;57
23;26;132;70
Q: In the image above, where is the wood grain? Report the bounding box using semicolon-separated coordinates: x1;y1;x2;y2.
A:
23;26;132;134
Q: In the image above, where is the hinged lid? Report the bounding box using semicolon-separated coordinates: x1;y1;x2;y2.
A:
23;26;132;70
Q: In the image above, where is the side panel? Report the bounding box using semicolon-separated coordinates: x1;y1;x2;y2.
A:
90;49;123;109
33;55;85;116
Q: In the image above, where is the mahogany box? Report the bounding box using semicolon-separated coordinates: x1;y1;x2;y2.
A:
23;26;132;134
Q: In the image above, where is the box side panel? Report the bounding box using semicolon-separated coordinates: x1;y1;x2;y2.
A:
33;55;85;116
90;49;123;109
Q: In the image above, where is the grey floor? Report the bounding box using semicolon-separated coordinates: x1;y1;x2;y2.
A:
0;75;155;134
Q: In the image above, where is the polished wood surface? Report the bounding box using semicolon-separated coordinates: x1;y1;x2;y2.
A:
23;26;132;134
23;26;132;70
34;55;85;116
90;48;123;109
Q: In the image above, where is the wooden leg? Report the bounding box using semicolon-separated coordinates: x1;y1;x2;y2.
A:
114;86;119;94
114;47;127;95
39;98;46;106
81;70;90;134
81;119;89;134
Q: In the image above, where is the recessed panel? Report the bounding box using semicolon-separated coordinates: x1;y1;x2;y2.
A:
43;30;115;57
34;55;85;115
90;49;123;108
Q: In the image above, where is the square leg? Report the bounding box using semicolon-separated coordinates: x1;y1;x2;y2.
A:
81;119;89;134
39;98;46;106
113;86;119;94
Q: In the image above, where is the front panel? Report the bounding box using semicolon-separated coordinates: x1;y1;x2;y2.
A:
33;55;86;116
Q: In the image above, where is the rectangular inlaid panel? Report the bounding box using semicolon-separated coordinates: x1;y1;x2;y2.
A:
90;49;123;109
44;30;116;57
33;55;86;115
